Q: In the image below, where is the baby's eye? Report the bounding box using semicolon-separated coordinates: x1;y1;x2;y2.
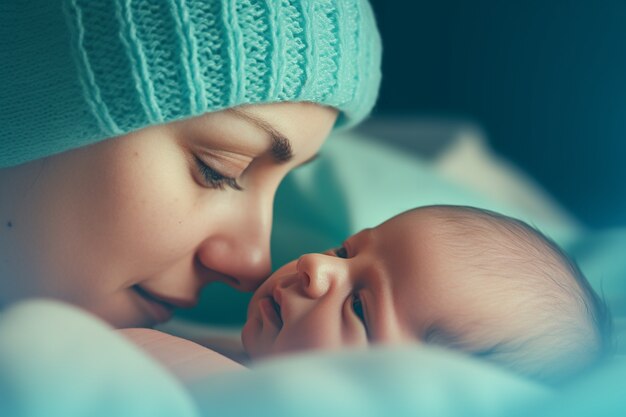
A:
334;246;348;258
352;293;370;339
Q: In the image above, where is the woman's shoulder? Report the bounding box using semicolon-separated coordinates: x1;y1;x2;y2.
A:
119;327;247;383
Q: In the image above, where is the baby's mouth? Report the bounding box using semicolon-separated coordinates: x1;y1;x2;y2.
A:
259;294;283;330
270;296;282;324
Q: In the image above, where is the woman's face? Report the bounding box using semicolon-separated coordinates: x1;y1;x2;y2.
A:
0;102;336;327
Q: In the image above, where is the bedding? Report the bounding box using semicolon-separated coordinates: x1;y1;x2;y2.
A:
0;300;197;417
2;121;625;416
173;123;626;416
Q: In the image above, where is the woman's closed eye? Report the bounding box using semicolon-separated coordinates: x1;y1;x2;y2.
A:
193;155;243;191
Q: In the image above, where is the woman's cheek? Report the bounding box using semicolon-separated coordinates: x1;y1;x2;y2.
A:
101;167;202;270
81;135;206;276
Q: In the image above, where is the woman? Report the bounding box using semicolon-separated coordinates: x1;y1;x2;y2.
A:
0;0;381;329
0;2;380;414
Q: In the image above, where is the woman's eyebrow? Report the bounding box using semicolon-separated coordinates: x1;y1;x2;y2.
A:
228;108;293;163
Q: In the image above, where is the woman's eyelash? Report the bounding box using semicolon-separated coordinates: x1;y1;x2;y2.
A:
194;156;242;191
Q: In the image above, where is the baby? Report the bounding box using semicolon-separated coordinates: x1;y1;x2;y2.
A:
124;205;611;384
240;205;611;383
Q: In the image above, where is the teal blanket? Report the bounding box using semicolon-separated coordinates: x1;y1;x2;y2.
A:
183;129;626;416
2;129;624;416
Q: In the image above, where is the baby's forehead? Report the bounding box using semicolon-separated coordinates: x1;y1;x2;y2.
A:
391;205;499;230
402;206;541;247
386;205;576;301
382;207;504;249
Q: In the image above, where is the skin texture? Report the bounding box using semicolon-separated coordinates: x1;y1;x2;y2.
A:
0;102;337;328
118;328;246;383
118;206;591;384
241;207;537;359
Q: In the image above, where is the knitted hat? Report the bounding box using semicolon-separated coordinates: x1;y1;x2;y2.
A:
0;0;381;168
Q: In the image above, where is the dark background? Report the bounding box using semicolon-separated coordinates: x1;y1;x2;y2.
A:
368;0;626;228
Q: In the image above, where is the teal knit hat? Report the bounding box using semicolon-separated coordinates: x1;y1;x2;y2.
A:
0;0;381;168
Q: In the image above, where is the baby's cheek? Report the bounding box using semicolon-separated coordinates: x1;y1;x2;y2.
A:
274;323;343;354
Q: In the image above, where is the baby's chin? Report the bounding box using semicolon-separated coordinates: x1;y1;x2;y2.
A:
240;318;255;357
240;289;270;359
240;311;275;360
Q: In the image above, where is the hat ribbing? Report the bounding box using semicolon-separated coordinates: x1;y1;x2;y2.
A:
0;0;381;168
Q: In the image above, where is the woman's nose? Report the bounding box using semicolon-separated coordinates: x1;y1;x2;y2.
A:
296;253;348;299
196;195;273;292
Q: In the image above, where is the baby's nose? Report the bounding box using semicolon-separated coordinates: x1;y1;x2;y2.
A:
297;254;347;299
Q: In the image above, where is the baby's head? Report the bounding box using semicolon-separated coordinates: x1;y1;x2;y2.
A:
242;205;611;383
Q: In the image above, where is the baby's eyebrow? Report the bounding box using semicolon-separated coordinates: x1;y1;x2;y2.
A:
423;325;481;347
422;325;458;346
228;108;293;163
471;343;504;358
425;325;509;360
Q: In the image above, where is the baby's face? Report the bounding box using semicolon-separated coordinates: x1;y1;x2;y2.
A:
242;208;523;359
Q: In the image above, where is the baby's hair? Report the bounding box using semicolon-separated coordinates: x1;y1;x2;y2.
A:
422;205;612;384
